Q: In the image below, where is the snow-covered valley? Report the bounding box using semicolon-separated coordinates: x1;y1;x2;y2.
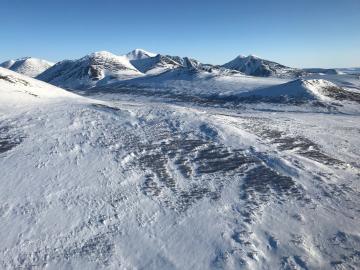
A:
0;63;360;270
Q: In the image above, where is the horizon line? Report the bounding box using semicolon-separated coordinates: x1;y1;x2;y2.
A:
1;48;359;70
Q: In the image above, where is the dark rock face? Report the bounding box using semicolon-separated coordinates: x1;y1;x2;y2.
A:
130;54;181;73
0;125;24;154
322;86;360;103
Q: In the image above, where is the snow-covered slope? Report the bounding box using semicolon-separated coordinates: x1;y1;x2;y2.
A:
237;79;360;105
223;55;305;78
0;57;54;77
95;67;286;100
239;79;336;100
37;51;142;89
0;67;81;111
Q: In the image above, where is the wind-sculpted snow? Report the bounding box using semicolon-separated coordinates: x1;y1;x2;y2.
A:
0;102;317;269
0;124;24;154
135;131;303;213
238;116;344;166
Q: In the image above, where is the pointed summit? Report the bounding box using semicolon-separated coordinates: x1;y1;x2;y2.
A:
125;49;157;61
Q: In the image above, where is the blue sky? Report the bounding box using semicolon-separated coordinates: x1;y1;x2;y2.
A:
1;0;359;68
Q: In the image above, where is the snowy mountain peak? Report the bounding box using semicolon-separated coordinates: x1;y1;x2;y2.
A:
83;51;138;71
247;54;260;59
37;51;142;89
87;50;115;58
237;54;259;60
125;49;157;60
0;57;54;78
223;54;305;78
0;60;16;69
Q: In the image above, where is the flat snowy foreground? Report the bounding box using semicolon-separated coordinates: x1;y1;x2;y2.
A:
0;68;360;269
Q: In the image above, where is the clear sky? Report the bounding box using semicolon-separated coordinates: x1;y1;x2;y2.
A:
1;0;359;68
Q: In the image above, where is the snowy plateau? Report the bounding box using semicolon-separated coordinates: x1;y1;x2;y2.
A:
0;49;360;270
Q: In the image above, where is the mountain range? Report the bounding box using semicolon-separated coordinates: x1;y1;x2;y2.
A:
0;49;355;90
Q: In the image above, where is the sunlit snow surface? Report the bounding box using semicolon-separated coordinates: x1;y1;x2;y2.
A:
1;68;360;269
0;57;54;78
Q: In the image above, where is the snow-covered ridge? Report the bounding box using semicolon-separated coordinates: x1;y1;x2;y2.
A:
34;49;241;89
0;57;54;78
303;68;340;75
238;79;350;102
37;51;143;89
164;55;234;74
87;51;138;71
129;54;181;74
